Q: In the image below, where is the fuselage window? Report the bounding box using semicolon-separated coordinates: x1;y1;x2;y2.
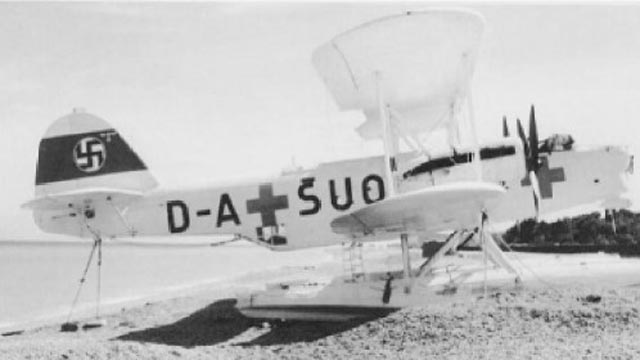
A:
403;145;516;179
479;145;516;160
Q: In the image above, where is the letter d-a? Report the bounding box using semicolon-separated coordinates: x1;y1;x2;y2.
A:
167;200;190;233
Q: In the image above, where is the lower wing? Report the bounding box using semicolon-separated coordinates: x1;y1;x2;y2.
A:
330;181;505;238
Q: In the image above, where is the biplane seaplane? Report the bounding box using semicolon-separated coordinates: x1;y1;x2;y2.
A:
24;10;631;317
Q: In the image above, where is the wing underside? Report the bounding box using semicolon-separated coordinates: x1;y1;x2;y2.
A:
330;182;505;237
22;187;143;211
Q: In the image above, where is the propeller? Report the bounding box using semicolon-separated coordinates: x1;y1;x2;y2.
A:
515;105;543;220
529;105;539;170
502;116;509;137
516;118;529;160
528;169;542;219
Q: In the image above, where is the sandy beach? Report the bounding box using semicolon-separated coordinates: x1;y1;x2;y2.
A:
2;252;640;359
2;284;640;359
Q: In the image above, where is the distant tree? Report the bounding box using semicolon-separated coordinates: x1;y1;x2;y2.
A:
550;219;572;244
574;212;601;244
501;210;640;246
613;233;634;246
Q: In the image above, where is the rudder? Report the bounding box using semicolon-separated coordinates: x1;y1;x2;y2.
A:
34;108;157;198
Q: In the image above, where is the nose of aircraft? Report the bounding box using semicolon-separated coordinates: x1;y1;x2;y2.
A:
601;146;634;209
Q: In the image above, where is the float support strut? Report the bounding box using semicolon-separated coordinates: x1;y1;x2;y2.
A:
401;233;411;293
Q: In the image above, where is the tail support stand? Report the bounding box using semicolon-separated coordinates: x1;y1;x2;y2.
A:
61;209;106;332
64;236;98;327
96;235;102;320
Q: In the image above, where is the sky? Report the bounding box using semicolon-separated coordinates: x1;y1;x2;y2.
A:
1;2;640;239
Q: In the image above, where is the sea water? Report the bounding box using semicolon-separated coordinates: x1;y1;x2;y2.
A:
0;239;334;330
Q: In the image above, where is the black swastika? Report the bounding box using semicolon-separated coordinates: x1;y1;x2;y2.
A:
74;137;106;173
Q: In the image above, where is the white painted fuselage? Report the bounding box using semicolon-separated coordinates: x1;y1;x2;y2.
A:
34;138;631;250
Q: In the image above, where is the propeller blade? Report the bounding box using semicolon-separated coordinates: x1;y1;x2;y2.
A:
529;105;539;171
502;116;510;137
516;118;530;170
529;170;542;220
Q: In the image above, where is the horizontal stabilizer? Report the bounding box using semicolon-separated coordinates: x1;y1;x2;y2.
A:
330;182;505;236
22;187;143;211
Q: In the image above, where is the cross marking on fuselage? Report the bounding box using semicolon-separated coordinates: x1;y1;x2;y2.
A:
521;156;566;199
246;183;289;227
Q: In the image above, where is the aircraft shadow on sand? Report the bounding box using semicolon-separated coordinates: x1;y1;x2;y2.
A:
115;298;396;348
115;298;250;347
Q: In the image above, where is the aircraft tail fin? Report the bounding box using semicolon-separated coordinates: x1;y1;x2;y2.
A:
32;109;157;203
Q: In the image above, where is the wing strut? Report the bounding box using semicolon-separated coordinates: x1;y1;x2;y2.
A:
376;71;398;197
400;233;411;293
466;85;482;181
409;212;521;293
415;230;460;279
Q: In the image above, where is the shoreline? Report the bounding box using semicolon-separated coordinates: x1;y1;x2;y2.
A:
0;258;339;335
0;240;339;334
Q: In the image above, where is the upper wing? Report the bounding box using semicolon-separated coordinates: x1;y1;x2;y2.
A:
312;10;485;140
330;182;505;237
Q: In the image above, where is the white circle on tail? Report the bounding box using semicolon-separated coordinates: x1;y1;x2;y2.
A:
73;137;106;173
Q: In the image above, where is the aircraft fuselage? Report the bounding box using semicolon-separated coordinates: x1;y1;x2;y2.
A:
34;138;631;250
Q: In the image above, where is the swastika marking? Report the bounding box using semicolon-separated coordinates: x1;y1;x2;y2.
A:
73;137;106;173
